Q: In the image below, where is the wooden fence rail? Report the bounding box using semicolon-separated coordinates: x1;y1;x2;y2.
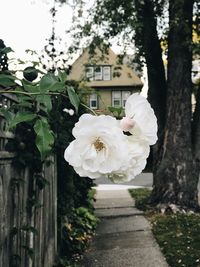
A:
0;94;57;267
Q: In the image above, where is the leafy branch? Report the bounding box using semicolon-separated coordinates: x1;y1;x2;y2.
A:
0;70;96;160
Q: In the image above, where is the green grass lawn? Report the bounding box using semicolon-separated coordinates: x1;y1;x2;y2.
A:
129;188;200;267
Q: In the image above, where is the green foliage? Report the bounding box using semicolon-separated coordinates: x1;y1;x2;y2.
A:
9;111;37;129
62;206;99;257
108;106;124;119
34;118;54;160
39;72;64;92
0;73;16;87
150;213;200;267
0;63;80;160
67;86;80;114
130;188;200;267
0;44;96;267
129;188;152;211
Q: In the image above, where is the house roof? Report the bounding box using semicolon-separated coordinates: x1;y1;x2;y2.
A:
68;47;143;88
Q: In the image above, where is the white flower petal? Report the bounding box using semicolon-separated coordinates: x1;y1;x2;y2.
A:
64;114;130;179
109;135;150;183
125;93;158;145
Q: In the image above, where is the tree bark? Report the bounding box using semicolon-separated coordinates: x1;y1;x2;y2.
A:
152;0;199;208
135;0;167;169
192;83;200;161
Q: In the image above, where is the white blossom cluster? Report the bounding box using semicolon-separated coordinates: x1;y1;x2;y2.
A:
64;93;157;183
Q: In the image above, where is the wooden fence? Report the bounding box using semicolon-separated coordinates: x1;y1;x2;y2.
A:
0;94;57;267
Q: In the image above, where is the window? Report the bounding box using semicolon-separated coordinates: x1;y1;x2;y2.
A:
89;93;98;109
112;91;131;108
94;66;103;80
86;66;94;80
112;91;121;107
103;66;111;80
85;65;111;81
122;91;131;108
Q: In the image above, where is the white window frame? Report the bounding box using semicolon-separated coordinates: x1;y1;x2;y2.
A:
112;91;131;108
112;91;121;107
89;93;98;109
103;66;111;80
86;66;94;80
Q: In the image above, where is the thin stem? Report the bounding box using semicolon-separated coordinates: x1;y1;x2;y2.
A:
0;90;60;97
80;102;97;116
0;90;98;115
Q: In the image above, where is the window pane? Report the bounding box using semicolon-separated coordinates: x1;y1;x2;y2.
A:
89;93;97;109
86;66;93;80
94;66;102;80
103;66;111;80
114;100;121;106
113;91;121;98
91;100;97;107
90;93;97;100
122;91;131;107
112;91;121;107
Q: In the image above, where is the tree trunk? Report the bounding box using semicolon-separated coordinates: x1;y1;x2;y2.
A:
135;0;167;169
192;83;200;161
152;0;199;208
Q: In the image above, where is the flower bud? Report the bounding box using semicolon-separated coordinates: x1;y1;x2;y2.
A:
120;116;135;132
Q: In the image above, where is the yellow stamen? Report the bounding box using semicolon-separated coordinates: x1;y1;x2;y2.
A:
93;138;105;152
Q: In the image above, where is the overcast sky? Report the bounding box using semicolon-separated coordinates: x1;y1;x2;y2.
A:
0;0;73;58
0;0;148;96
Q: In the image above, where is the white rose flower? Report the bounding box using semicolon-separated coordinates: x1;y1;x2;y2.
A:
109;135;150;183
123;93;158;145
64;114;131;179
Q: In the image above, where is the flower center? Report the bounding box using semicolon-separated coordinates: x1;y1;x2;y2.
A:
93;138;105;152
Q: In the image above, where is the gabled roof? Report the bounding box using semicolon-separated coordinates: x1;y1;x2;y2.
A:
68;47;143;88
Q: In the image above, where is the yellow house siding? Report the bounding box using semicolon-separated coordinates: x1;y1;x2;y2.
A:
88;86;140;112
98;89;111;110
68;46;143;115
68;47;143;88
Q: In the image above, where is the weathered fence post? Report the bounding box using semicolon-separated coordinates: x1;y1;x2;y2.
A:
0;94;57;267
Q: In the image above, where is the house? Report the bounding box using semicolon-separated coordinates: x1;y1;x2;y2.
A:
68;47;143;113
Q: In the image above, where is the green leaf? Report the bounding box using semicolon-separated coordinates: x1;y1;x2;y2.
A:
22;80;40;93
36;95;52;112
34;118;54;160
16;94;33;108
9;112;37;129
39;73;65;92
17;94;32;102
0;47;13;54
108;106;123;117
40;73;57;92
0;108;14;122
67;86;80;113
0;74;16;87
57;70;68;83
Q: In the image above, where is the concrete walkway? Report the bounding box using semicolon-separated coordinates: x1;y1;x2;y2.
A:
80;187;168;267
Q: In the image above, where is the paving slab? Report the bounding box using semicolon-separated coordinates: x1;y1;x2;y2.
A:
95;207;143;218
96;215;151;234
95;189;134;199
81;187;169;267
94;198;135;209
80;246;168;267
89;230;160;250
94;172;153;188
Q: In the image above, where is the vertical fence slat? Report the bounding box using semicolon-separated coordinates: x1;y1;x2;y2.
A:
0;94;57;267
